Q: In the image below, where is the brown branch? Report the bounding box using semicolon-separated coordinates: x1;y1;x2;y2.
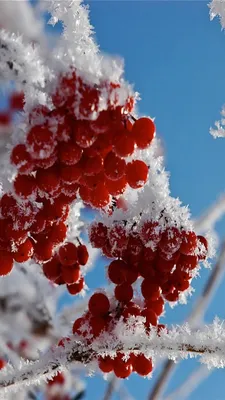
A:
148;240;225;400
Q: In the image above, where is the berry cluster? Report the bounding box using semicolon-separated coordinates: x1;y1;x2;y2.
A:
71;219;209;378
89;220;208;303
72;291;155;378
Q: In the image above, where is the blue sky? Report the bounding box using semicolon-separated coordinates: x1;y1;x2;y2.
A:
3;1;225;399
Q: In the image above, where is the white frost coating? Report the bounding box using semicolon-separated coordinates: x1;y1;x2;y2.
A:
209;0;225;28
101;138;192;232
2;320;225;395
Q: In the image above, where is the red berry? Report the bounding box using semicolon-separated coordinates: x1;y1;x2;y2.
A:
72;317;84;335
60;164;82;184
115;283;133;303
113;353;133;379
177;254;198;271
164;290;179;302
43;199;69;223
180;231;197;255
84;155;103;176
132;354;153;376
43;256;62;281
104;152;126;180
126;160;148;189
140;221;162;246
0;194;17;218
13;239;34;262
0;113;10;125
67;277;84;295
108;224;128;250
58;242;78;266
159;227;182;254
141;280;161;301
145;297;165;316
91;182;110;208
59;141;82;165
90;315;107;337
77;245;89;265
122;303;141;320
105;175;127;196
49;222;67;245
98;356;113;373
34;241;54;263
74;121;97;148
48;372;65;386
61;264;80;284
108;260;127;284
88;292;110;317
113;131;135;157
10;144;33;174
89;222;108;248
26;125;55;159
197;235;208;260
0;359;6;369
5;224;27;245
30;211;46;234
128;234;143;256
141;308;158;327
132;117;155;149
0;251;13;275
36;167;60;194
14;174;37;199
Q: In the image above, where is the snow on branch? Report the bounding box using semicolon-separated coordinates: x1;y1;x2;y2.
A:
1;320;225;396
0;30;47;91
209;0;225;29
194;193;225;234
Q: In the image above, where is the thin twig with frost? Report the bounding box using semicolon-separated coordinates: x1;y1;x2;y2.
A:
148;240;225;400
1;321;225;396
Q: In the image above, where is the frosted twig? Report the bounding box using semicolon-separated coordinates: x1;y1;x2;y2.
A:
1;321;225;396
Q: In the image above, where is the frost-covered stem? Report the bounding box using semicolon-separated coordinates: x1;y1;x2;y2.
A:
2;322;225;396
194;194;225;233
148;241;225;400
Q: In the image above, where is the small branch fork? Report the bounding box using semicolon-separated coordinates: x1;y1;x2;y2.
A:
1;323;225;397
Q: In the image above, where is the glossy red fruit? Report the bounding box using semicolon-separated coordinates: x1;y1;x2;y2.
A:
58;242;78;266
5;224;27;245
159;227;182;254
84;155;103;176
73;120;97;148
104;152;126;180
61;264;80;284
14;174;37;199
34;241;54;263
122;303;141;320
113;353;133;379
141;280;161;301
26;125;55;159
77;245;89;265
10;144;33;174
131;117;155;149
180;231;197;255
164;290;179;302
60;164;82;184
113;131;135;157
90;315;107;337
177;254;198;270
59;141;82;165
49;222;67;245
89;222;108;248
42;256;62;281
13;239;34;262
88;293;110;317
197;235;208;260
67;277;84;295
0;251;13;275
145;297;165;316
30;211;46;234
141;308;158;327
36;167;60;194
0;359;6;369
108;260;127;284
0;194;17;218
105;175;127;196
115;283;133;303
47;372;65;386
132;354;153;376
10;92;24;110
126;160;148;189
98;356;113;373
91;182;110;208
108;224;128;250
140;221;162;246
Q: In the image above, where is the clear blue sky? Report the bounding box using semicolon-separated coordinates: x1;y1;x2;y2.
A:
6;1;225;399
